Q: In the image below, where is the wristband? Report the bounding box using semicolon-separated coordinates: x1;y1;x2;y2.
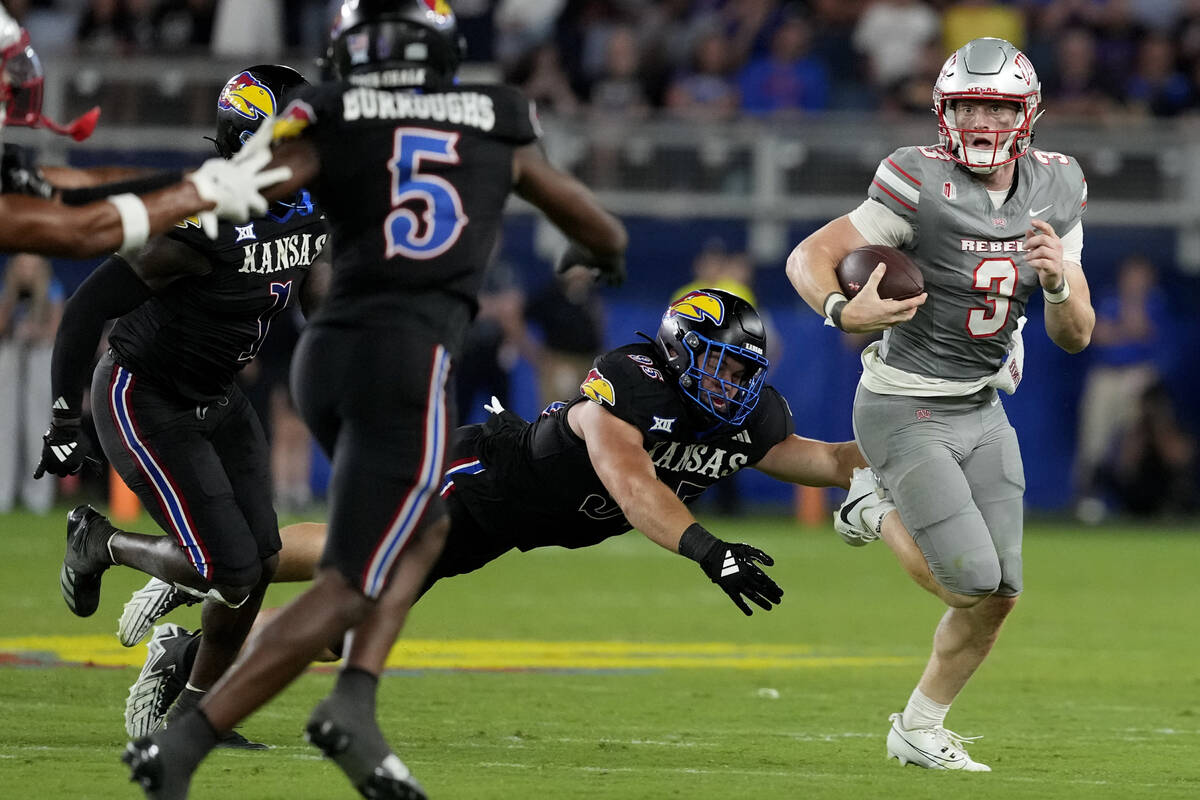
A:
677;523;720;562
823;291;849;331
1043;276;1070;304
823;291;848;319
106;193;150;257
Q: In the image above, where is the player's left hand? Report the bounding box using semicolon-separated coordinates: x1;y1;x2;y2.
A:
1025;219;1065;291
697;540;784;616
554;242;626;287
33;417;101;479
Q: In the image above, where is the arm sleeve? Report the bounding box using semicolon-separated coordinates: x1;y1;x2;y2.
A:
58;170;185;206
1060;219;1083;265
847;198;915;247
50;256;152;416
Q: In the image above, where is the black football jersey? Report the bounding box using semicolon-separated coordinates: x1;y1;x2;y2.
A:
452;342;795;550
108;195;327;403
271;81;540;324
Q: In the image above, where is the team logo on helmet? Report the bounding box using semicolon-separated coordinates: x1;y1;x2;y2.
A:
218;71;278;122
668;290;725;325
580;368;615;406
423;0;453;17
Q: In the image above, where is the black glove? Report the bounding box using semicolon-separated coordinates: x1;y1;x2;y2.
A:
1;143;54;199
33;415;101;479
554;242;626;287
678;523;783;616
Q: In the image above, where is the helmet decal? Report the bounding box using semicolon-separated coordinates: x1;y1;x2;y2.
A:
668;290;725;326
218;71;278;122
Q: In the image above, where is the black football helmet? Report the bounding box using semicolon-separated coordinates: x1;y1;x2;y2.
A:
212;64;308;159
326;0;466;86
655;289;769;427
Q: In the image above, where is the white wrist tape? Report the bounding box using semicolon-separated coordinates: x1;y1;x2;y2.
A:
823;291;849;319
106;193;150;257
1043;276;1071;304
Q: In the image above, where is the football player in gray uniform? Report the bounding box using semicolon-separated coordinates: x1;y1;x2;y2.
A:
786;38;1095;771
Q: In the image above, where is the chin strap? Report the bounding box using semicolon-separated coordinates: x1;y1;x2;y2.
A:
38;106;100;141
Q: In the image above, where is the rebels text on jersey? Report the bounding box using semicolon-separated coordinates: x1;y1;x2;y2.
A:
451;342;795;551
272;82;540;323
867;145;1087;379
107;198;327;403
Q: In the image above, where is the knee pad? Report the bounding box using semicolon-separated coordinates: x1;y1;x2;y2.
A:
171;580;254;608
938;542;1002;597
174;558;263;608
914;510;1003;598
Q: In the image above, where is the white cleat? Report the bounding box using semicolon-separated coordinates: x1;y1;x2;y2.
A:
833;467;895;547
118;577;196;647
886;713;991;772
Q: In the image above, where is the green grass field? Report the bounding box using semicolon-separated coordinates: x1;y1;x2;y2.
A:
1;507;1198;799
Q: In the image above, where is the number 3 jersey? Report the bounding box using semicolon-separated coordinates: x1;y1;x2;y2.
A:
863;145;1087;380
107;202;327;404
448;342;795;551
271;81;540;325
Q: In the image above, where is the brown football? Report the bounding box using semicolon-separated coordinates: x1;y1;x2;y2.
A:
836;245;924;300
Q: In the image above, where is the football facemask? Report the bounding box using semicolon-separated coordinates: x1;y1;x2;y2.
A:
933;37;1043;174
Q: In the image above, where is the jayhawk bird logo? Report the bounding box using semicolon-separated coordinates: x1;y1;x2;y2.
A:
667;290;725;325
219;71;278;122
580;368;615;406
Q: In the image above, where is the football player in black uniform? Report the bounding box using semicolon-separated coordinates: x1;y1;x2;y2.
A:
0;7;289;258
123;2;627;798
119;288;867;773
33;65;325;749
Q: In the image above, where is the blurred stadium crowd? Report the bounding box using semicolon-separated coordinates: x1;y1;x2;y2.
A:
2;0;1198;523
10;0;1200;120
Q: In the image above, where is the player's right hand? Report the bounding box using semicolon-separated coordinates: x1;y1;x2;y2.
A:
697;540;784;616
186;122;293;238
554;242;626;287
33;417;100;479
841;263;926;333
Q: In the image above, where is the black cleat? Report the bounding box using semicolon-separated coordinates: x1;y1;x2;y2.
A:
122;736;192;800
215;729;270;750
305;712;427;800
62;505;116;617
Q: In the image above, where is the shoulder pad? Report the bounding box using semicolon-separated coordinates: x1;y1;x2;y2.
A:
869;146;941;220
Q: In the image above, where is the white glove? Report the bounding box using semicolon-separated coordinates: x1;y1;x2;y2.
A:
186;118;294;239
988;315;1027;395
483;395;505;414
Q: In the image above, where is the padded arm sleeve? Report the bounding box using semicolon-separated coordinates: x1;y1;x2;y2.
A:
51;256;152;416
58;170;185;206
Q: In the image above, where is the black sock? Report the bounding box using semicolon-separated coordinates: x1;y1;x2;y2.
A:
166;686;205;727
182;632;202;674
331;667;379;716
159;708;220;773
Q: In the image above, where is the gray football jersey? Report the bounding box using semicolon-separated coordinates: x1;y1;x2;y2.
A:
867;145;1087;379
